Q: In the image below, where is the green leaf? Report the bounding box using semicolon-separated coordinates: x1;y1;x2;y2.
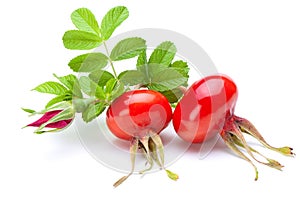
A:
110;37;146;61
22;108;36;114
79;76;105;99
111;82;125;100
62;30;102;50
71;8;100;35
39;101;72;114
148;68;187;91
82;102;106;122
119;70;145;86
105;78;117;94
72;97;95;113
170;60;189;77
103;78;125;102
45;94;71;108
137;63;168;84
53;74;75;90
79;76;94;96
33;81;68;95
149;41;176;66
136;50;147;67
89;70;114;87
53;74;82;98
68;53;108;72
160;88;183;103
169;60;189;86
101;6;129;40
170;60;188;68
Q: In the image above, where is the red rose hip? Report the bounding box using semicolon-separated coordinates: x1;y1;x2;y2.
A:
106;89;178;187
173;74;294;180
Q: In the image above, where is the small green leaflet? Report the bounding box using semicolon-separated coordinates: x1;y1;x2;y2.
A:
160;88;183;103
170;60;189;78
136;64;187;91
169;60;189;86
100;6;129;40
22;108;36;114
136;50;147;67
110;81;125;100
68;53;108;72
79;76;105;99
72;97;96;113
137;64;168;83
104;78;125;101
149;41;176;66
31;101;72;117
53;74;82;98
147;67;187;91
110;37;146;61
82;102;106;123
105;78;118;94
33;81;68;95
63;30;102;50
119;70;145;86
53;74;75;90
71;8;100;35
45;94;72;108
89;70;114;87
79;76;96;96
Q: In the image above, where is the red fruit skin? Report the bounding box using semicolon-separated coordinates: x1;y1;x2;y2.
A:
106;90;172;140
172;75;238;143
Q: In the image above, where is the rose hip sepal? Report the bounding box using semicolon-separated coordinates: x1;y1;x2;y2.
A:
172;74;294;180
24;102;75;134
106;89;178;187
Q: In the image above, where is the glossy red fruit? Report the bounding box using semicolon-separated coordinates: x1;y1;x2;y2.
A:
173;74;237;143
106;89;172;140
106;89;177;187
173;74;294;180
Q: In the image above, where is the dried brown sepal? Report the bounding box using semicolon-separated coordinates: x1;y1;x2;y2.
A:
150;133;165;166
113;138;139;188
221;114;295;181
139;136;152;169
230;132;284;171
235;116;295;156
148;134;179;181
225;119;284;170
220;130;259;181
139;142;154;174
114;132;178;187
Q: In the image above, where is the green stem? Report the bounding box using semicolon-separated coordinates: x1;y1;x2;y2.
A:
103;41;118;78
93;98;110;105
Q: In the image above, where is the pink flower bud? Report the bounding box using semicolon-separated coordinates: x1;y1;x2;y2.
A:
27;110;73;129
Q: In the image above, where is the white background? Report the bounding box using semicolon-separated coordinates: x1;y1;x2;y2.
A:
1;0;300;199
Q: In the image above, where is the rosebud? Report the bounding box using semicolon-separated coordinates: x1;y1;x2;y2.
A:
27;110;72;128
24;104;75;133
